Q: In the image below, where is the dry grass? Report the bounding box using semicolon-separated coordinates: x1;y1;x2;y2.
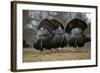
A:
23;47;90;62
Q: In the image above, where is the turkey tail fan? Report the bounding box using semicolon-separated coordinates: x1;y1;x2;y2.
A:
50;19;64;30
65;18;88;33
38;19;57;33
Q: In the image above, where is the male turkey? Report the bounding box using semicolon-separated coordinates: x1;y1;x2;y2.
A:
34;27;52;52
69;27;85;48
34;19;54;52
65;18;89;48
50;19;67;51
50;27;67;51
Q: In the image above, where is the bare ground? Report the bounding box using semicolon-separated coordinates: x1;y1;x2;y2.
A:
23;47;91;62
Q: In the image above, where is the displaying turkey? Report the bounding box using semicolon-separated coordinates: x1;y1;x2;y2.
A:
65;18;89;48
50;27;67;51
34;19;54;52
34;27;52;52
50;19;67;51
69;27;85;48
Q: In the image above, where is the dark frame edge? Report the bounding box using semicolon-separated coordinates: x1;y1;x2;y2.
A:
11;1;17;72
11;1;97;8
96;6;98;67
14;65;97;72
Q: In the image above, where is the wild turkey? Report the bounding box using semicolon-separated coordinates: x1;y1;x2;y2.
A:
34;19;56;53
69;27;85;48
34;25;53;52
50;19;67;51
50;27;67;51
65;18;89;48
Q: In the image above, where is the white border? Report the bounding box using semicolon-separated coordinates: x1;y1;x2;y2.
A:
17;3;96;69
